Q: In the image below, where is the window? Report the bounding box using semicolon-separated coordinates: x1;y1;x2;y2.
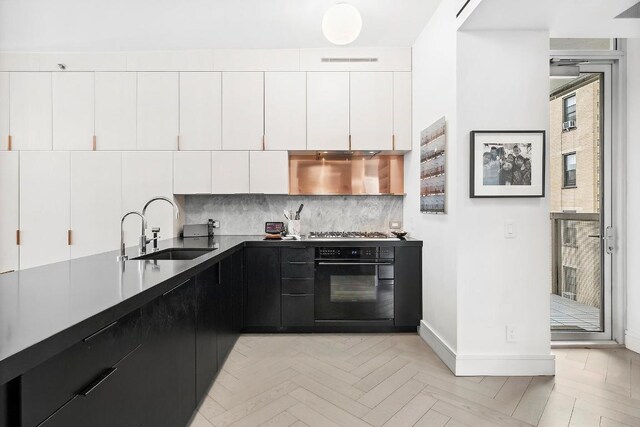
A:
563;153;577;187
562;221;578;247
563;94;577;123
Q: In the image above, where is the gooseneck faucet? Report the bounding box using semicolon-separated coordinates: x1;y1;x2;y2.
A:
118;211;146;262
140;196;180;255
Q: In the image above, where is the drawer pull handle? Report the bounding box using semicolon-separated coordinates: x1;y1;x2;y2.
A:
287;261;310;265
163;279;190;296
80;367;117;397
83;320;118;342
285;294;310;297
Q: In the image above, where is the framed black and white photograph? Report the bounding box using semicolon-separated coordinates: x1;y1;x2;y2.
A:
420;117;447;213
470;130;546;198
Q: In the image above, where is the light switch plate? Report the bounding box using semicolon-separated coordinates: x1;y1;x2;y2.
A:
504;220;516;239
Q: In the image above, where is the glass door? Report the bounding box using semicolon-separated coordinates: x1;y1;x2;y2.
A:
549;62;613;340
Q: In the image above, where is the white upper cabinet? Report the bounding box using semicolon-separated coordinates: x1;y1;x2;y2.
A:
307;72;349;151
95;72;137;151
121;151;175;247
173;151;212;194
264;72;306;151
0;152;19;272
20;151;70;269
52;72;95;151
9;72;52;150
393;72;412;151
211;151;250;194
70;152;122;258
137;72;179;150
350;72;393;151
222;72;264;151
179;72;222;150
0;73;9;151
249;151;289;194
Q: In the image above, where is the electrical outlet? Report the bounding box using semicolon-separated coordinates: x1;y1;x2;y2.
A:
212;220;220;228
506;325;518;343
389;220;402;230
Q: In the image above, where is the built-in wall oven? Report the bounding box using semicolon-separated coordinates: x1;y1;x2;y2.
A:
314;247;394;324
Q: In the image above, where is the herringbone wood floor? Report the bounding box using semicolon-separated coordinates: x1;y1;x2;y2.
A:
187;334;640;427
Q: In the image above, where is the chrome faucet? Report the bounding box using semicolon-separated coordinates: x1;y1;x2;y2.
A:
140;196;180;255
118;211;146;262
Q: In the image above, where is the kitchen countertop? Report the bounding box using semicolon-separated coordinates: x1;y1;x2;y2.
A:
0;235;421;385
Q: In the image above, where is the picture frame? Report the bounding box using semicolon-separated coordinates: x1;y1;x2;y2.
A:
470;130;546;198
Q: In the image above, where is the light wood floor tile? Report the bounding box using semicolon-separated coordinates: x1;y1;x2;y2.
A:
382;392;437;427
362;378;424;426
260;410;299;427
512;376;555;425
537;392;576;427
414;409;451;427
287;403;340;427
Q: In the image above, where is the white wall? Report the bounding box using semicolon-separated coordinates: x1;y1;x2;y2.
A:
405;0;459;357
626;38;640;353
409;0;554;375
455;31;553;374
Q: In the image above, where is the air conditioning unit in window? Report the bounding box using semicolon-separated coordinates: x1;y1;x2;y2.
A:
562;120;577;131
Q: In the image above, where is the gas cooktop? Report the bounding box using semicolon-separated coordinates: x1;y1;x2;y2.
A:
307;231;393;240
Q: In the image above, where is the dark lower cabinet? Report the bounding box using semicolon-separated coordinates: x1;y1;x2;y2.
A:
141;277;197;427
217;256;234;365
244;247;281;328
394;246;423;327
231;249;244;339
195;264;219;402
281;295;314;327
39;345;147;427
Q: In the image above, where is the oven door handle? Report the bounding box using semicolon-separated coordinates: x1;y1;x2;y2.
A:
316;262;393;266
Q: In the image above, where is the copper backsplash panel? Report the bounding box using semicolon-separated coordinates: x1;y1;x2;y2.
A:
289;155;404;195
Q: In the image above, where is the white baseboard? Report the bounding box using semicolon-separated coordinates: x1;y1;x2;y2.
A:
626;329;640;354
419;320;556;376
418;320;457;374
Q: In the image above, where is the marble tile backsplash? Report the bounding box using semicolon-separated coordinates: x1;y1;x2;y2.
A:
184;195;404;235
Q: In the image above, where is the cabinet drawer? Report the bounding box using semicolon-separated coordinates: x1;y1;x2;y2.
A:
281;247;314;263
282;295;314;327
281;262;314;279
21;309;143;427
38;345;146;427
282;278;314;295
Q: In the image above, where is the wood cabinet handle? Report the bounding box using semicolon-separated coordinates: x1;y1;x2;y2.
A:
68;230;72;246
349;134;352;151
392;134;396;151
262;135;266;151
16;230;20;245
92;135;97;151
7;135;12;151
177;135;180;151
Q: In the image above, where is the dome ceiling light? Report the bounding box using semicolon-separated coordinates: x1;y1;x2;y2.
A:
322;3;363;46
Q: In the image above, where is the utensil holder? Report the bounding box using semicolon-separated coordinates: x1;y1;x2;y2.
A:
287;220;301;236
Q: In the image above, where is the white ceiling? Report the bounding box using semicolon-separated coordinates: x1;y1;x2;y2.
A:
460;0;640;38
0;0;442;52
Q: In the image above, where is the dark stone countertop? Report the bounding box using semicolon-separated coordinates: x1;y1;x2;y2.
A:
0;235;421;385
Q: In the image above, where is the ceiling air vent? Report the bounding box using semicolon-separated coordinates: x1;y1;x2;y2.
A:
615;1;640;18
321;57;379;63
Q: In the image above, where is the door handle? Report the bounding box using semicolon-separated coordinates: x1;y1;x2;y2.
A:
603;226;614;254
317;262;392;266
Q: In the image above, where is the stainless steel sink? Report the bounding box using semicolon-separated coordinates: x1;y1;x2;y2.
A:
132;248;215;261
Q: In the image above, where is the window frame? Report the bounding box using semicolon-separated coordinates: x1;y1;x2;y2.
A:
563;93;577;124
563;152;577;188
